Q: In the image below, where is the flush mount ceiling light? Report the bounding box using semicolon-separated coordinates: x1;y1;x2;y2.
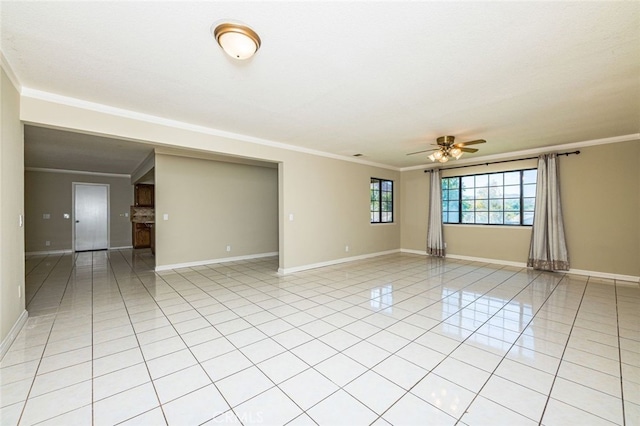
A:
213;22;261;60
407;136;486;163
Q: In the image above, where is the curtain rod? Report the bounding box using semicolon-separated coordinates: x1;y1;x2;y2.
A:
423;150;580;173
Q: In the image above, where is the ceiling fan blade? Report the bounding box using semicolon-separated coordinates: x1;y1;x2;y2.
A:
406;148;437;156
460;147;479;153
456;139;486;147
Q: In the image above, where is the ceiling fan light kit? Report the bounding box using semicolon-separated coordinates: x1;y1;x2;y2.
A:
410;135;486;163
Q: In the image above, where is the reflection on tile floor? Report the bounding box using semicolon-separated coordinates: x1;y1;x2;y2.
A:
1;250;638;425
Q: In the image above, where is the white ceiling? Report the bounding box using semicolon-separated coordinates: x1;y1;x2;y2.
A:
3;1;639;172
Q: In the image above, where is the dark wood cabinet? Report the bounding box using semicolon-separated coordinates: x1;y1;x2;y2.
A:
132;223;151;248
134;184;154;207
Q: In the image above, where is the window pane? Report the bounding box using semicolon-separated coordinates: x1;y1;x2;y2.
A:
523;212;534;225
523;169;537;184
505;212;520;224
382;212;392;222
443;211;449;222
489;186;503;198
443;190;449;201
475;200;488;211
442;179;449;190
382;181;392;191
523;197;536;211
461;176;474;188
490;212;504;224
504;171;520;185
448;178;460;190
461;200;474;211
462;188;474;200
489;174;503;186
371;212;378;222
462;212;474;223
505;199;520;211
371;202;379;211
382;202;392;212
504;185;520;198
448;189;459;201
475;175;488;187
490;199;503;211
449;212;460;223
475;187;488;199
523;184;536;197
448;201;459;212
371;191;379;201
476;212;488;224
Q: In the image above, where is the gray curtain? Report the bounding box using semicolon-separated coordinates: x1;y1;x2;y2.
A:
427;169;445;257
527;153;569;271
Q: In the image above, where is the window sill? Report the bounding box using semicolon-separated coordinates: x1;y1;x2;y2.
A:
371;222;396;226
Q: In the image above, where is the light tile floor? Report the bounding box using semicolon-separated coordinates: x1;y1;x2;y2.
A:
1;250;638;425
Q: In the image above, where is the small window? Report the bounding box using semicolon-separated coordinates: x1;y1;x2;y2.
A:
442;169;537;226
371;178;393;223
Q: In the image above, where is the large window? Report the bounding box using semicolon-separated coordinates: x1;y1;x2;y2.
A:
442;169;537;226
371;178;393;223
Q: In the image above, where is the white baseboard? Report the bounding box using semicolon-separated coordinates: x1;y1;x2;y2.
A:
278;249;401;275
401;249;640;284
25;249;73;256
155;252;279;272
110;245;133;250
0;310;28;361
566;268;639;284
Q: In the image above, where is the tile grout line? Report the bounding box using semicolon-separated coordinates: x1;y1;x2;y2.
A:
15;251;85;425
536;276;589;425
105;249;171;425
614;281;626;426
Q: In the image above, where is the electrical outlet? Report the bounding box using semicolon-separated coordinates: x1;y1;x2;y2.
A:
226;245;231;252
345;245;349;252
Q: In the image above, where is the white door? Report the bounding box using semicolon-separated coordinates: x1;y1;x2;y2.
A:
74;183;109;251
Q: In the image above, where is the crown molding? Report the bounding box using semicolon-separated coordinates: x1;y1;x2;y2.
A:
0;51;22;91
20;88;399;172
400;133;640;172
25;167;130;178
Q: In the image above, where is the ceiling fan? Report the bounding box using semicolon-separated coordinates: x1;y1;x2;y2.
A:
407;136;486;163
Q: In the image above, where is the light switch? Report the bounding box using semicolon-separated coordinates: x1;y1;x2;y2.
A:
163;213;169;220
18;214;23;227
289;213;294;221
63;213;70;219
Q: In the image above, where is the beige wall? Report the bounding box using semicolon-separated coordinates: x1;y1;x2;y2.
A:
1;68;26;344
20;97;401;271
279;153;400;269
25;171;134;252
155;154;278;266
560;141;639;276
400;142;640;278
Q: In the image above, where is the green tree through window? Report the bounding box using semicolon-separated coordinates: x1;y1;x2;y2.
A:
371;178;393;223
442;169;536;226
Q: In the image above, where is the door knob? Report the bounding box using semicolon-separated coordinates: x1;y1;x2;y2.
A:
75;220;80;223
